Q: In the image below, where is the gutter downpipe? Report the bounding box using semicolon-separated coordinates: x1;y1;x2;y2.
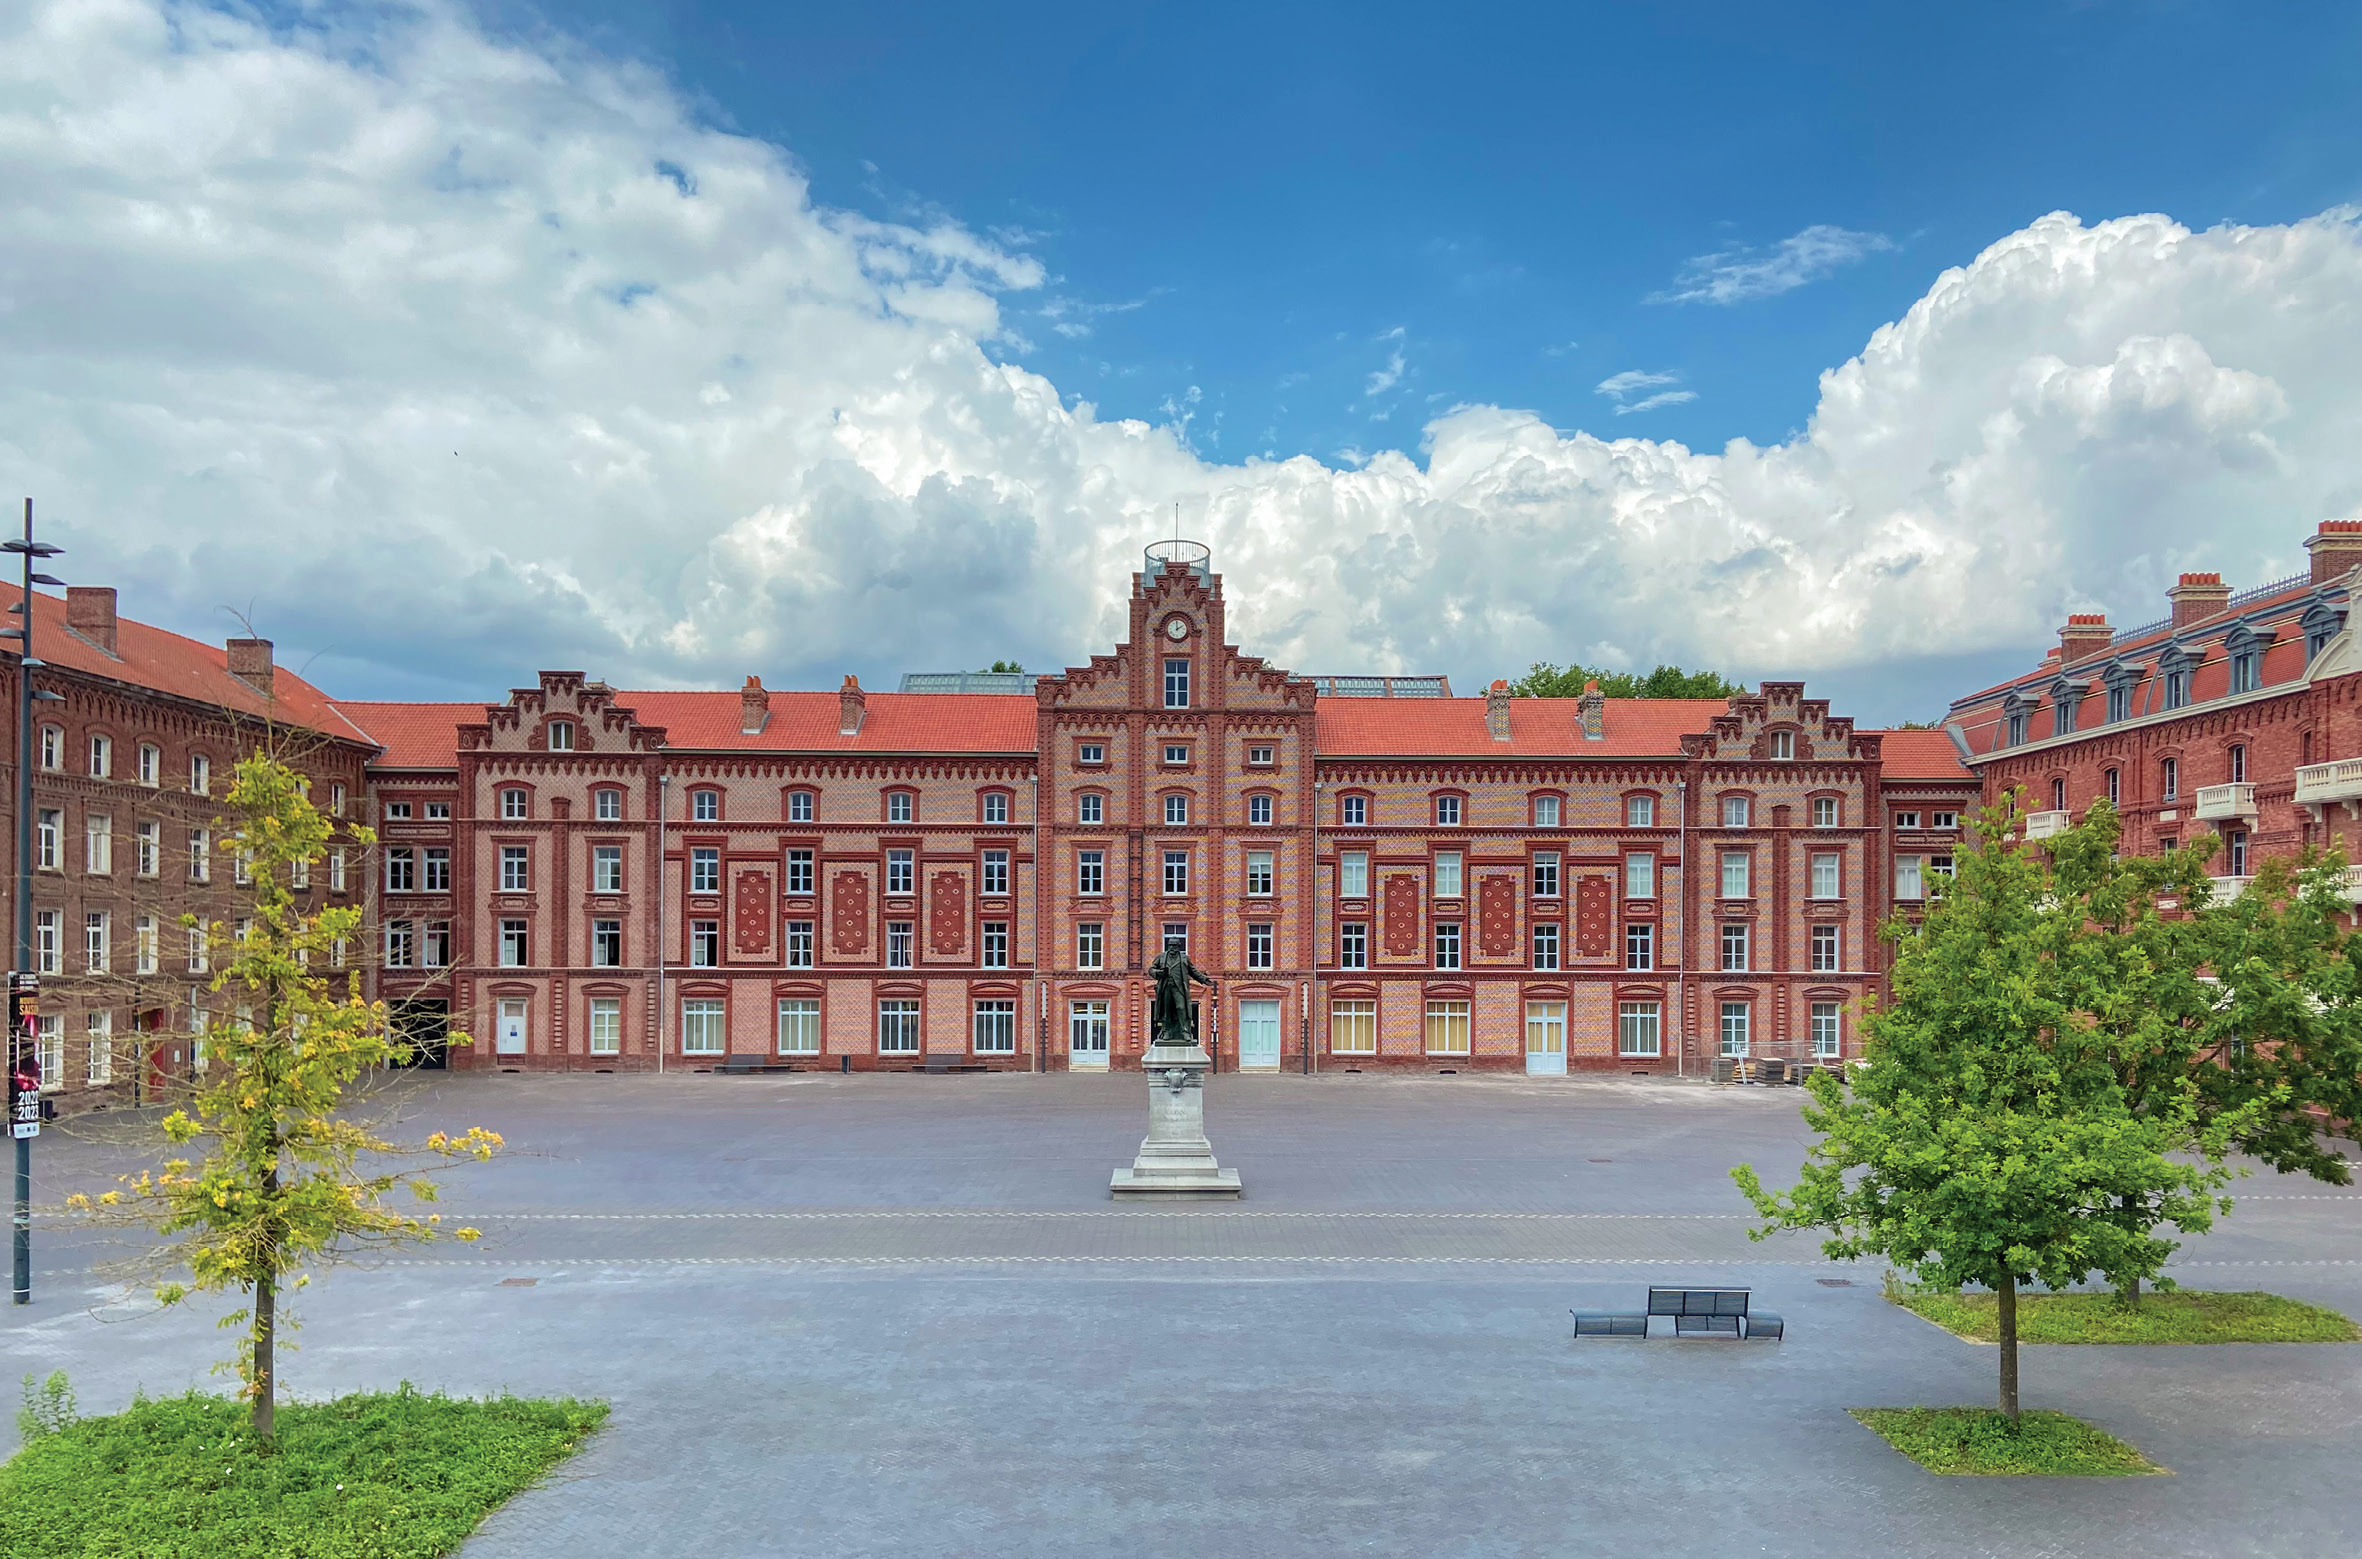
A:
655;770;669;1075
1675;778;1687;1080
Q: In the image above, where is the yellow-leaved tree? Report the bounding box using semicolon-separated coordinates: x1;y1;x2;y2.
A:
70;749;500;1442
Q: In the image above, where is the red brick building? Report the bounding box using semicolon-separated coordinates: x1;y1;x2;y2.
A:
9;544;1979;1100
1945;517;2362;894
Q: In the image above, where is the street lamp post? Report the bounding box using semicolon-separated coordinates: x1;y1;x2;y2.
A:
6;498;64;1305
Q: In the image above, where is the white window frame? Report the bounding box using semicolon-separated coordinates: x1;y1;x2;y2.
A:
1720;1002;1751;1057
1433;851;1462;899
877;999;921;1055
593;846;624;894
1811;923;1840;973
1340;851;1368;898
500;845;530;893
1810;1002;1841;1058
1721;795;1749;829
1246;922;1273;969
1624;852;1654;900
1434;794;1462;827
1720;850;1750;900
1163;849;1190;897
681;999;727;1056
1625;922;1653;972
189;753;210;795
1077;850;1105;897
1164;793;1189;826
1248;794;1273;826
589;998;622;1055
1812;796;1838;828
597;788;625;822
1423;999;1471;1056
500;788;529;820
1433;922;1461;971
88;734;111;779
982;792;1010;825
86;1010;112;1085
1079;792;1104;826
1720;922;1749;973
1617;1001;1661;1057
777;998;820;1055
1076;922;1104;970
1339;922;1367;970
693;847;724;895
1531;921;1559;971
137;743;160;786
1895;855;1924;902
1534;795;1560;829
84;813;111;875
1811;852;1841;900
1330;999;1377;1055
885;921;913;969
973;1000;1016;1055
692;789;720;822
1246;850;1274;897
34;910;59;975
786;920;815;969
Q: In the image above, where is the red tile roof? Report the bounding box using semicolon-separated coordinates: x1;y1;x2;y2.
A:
14;589;375;745
1315;697;1729;757
331;702;472;769
615;690;1038;753
1878;728;1976;781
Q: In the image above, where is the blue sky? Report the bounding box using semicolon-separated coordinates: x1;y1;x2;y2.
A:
8;0;2362;723
492;0;2361;466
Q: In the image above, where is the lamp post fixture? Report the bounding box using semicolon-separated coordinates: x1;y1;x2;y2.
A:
6;498;64;1305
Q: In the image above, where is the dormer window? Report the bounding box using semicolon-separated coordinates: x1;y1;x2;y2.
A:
2004;694;2029;747
692;790;721;823
2104;663;2140;724
1769;730;1794;760
2159;647;2192;710
548;720;574;751
2226;625;2270;694
2051;679;2086;735
2303;601;2345;663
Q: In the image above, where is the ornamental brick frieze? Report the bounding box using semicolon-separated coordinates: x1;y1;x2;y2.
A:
1573;875;1614;957
1381;873;1421;957
732;869;775;957
829;872;871;956
928;872;968;956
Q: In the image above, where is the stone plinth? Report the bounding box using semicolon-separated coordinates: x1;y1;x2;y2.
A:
1109;1043;1242;1199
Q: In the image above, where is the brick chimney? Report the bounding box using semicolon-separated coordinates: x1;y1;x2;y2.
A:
65;587;118;656
740;675;771;735
2169;572;2231;629
226;636;273;695
2306;519;2362;584
838;674;866;737
2058;613;2112;667
1485;679;1512;741
1576;679;1606;742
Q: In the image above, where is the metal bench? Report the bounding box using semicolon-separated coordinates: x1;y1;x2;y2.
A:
1649;1286;1780;1339
1569;1309;1648;1337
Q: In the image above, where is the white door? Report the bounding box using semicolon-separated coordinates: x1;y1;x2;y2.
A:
496;999;528;1055
1069;1001;1109;1070
1239;1000;1281;1070
1524;1001;1566;1076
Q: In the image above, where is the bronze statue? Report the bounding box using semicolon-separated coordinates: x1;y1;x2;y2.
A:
1147;944;1217;1048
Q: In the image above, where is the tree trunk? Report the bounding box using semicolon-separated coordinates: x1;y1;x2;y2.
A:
253;1265;275;1442
1996;1273;2020;1429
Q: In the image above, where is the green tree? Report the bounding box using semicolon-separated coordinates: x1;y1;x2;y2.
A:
1734;798;2255;1424
980;660;1025;674
70;750;499;1443
1507;661;1745;700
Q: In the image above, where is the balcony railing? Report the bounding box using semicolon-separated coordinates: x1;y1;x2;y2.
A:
2207;874;2253;901
2295;759;2362;810
2193;783;2257;822
2022;810;2071;840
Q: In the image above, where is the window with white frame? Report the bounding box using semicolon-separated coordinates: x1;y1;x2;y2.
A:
1077;850;1105;896
135;820;160;878
1248;794;1273;826
589;998;622;1055
88;734;111;779
1434;794;1462;827
190;753;210;795
1893;811;1921;829
591;919;621;967
1164;657;1191;709
682;999;727;1055
1812;924;1841;972
84;813;111;875
888;791;916;824
1163;743;1190;767
1931;811;1958;829
134;915;157;975
1894;855;1924;901
695;847;724;894
1079;792;1104;825
1340;851;1368;898
2104;769;2120;806
1534;795;1561;828
1719;1001;1751;1057
1812;796;1839;828
1720;850;1750;900
384;801;412;821
426;801;451;820
34;910;58;975
691;921;721;967
35;1015;60;1089
291;852;308;889
1424;999;1471;1055
38;725;61;771
1339;922;1367;969
1246;851;1274;896
1163;923;1189;954
1770;730;1795;759
501;845;530;892
886;921;913;968
597;788;625;822
86;1011;112;1085
877;999;920;1054
385;846;416;893
330;783;347;817
186;925;207;975
1341;794;1368;826
1331;999;1376;1054
1720;922;1749;972
34;809;58;871
1433;922;1461;970
982;791;1010;824
1433;851;1462;899
785;848;813;896
2161;757;2179;800
1165;793;1190;826
780;789;812;824
1625;852;1654;900
1076;922;1104;969
2230;743;2248;784
777;998;819;1054
1811;1002;1841;1057
1246;923;1273;969
424;922;451;967
1811;852;1841;899
548;720;574;751
786;921;814;968
692;789;720;822
1163;849;1190;897
594;845;624;894
329;846;346;892
973;999;1016;1055
1626;794;1655;827
384;921;415;968
1532;851;1559;898
1618;1001;1661;1056
1077;742;1105;765
1721;795;1749;828
500;919;529;966
85;910;109;973
137;743;159;786
500;788;528;820
1248;744;1275;766
189;827;209;882
982;850;1010;897
982;922;1009;969
233;845;251;886
1531;922;1559;970
1625;922;1653;971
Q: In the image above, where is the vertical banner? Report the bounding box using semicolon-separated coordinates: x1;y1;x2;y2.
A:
8;973;38;1140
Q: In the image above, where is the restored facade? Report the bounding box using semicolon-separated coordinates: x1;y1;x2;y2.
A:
1945;517;2362;894
10;544;1981;1102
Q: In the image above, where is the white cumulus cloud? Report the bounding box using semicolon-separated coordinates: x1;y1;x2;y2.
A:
4;0;2362;723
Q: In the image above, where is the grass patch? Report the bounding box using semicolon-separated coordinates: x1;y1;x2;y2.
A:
0;1385;608;1559
1852;1408;2165;1476
1891;1288;2362;1345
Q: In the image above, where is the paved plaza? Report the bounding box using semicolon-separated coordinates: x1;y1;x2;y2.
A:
6;1071;2360;1557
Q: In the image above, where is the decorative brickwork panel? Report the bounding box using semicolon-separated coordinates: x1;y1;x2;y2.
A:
929;872;968;956
1477;875;1517;958
1574;875;1613;958
1382;873;1421;957
830;872;870;956
731;868;774;957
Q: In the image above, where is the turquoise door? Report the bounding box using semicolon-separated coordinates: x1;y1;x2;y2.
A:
1239;1000;1282;1070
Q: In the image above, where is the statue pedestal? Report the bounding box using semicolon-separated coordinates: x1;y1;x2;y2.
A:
1109;1043;1242;1200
